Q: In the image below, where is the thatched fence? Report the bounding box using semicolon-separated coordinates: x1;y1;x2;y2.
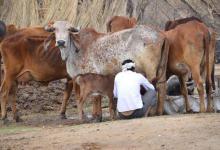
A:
0;0;219;36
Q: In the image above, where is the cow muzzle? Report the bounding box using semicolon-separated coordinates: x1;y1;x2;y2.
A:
57;40;66;48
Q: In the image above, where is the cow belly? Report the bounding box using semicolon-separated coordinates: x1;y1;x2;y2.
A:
17;69;66;82
17;71;33;82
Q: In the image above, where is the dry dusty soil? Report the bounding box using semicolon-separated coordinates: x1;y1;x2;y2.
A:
0;81;220;150
0;113;220;150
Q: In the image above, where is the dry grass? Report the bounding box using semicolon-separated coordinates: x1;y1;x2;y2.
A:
0;0;219;36
0;0;129;32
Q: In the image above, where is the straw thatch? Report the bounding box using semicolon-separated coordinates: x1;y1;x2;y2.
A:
0;0;219;36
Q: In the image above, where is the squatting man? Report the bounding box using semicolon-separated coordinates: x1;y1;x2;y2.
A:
113;59;157;119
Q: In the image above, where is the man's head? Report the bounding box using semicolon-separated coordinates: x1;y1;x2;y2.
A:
122;59;135;71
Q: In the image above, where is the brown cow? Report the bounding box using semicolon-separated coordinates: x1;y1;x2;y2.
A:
0;21;7;85
164;18;215;112
45;21;170;115
165;16;216;90
164;16;203;31
106;16;215;113
0;27;74;122
74;73;116;122
106;16;137;32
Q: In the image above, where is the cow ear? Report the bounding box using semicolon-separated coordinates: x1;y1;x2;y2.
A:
44;25;55;32
68;27;79;32
44;21;55;32
70;33;80;44
70;33;80;53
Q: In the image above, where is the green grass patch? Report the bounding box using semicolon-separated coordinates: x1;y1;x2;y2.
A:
0;125;39;134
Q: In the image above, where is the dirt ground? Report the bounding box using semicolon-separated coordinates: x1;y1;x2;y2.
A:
15;80;76;115
0;113;220;150
0;81;220;150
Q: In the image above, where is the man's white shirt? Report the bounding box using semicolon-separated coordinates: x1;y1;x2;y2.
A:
113;70;155;112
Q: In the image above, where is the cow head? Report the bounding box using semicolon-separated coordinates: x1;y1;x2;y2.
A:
44;21;79;61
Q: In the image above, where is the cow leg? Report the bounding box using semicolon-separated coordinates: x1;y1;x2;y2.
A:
108;95;117;120
74;83;87;122
10;82;21;122
76;93;88;122
206;76;213;112
156;82;166;115
76;98;84;121
0;77;13;121
156;38;169;115
92;95;102;122
92;97;98;118
60;80;73;119
191;69;206;113
206;57;214;112
178;75;192;113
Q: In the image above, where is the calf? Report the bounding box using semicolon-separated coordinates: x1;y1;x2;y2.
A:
74;73;116;122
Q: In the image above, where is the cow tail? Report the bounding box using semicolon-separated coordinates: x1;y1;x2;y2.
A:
204;30;212;98
0;52;2;86
211;62;215;90
210;30;216;90
152;37;170;86
106;19;112;32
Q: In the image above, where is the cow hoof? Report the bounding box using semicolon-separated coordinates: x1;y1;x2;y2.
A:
199;107;206;113
200;110;206;113
110;116;117;121
79;119;88;124
156;108;163;116
156;112;163;116
186;109;194;113
15;117;23;122
207;107;214;113
60;114;67;120
1;118;9;125
92;116;102;123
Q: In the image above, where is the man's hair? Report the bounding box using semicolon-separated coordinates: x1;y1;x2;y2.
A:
122;59;135;71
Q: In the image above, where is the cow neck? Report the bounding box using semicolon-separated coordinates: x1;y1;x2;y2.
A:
65;36;81;78
65;31;105;78
78;29;105;50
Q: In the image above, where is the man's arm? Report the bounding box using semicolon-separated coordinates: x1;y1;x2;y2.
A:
139;74;155;90
113;78;118;98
